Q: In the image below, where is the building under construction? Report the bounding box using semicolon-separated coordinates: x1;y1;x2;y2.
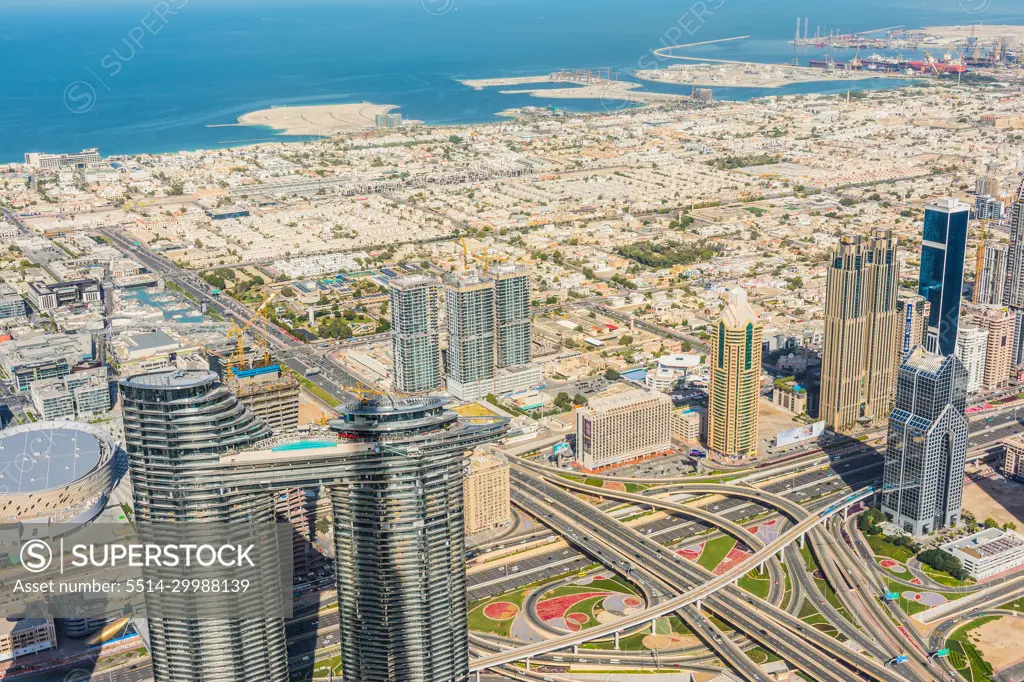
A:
229;363;300;433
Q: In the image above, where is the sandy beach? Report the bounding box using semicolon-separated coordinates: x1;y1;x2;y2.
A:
460;76;556;90
236;103;398;136
463;75;686;105
498;80;686;104
925;24;1024;43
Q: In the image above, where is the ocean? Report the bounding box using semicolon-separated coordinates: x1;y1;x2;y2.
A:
1;0;1022;162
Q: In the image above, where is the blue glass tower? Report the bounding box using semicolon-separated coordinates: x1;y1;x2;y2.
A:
918;198;970;356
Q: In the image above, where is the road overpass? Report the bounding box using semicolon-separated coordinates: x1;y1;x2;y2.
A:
468;482;876;672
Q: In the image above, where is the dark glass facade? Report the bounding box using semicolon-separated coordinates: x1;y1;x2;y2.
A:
918;202;969;356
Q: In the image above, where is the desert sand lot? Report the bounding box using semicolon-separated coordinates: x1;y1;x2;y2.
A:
237;103;398;136
962;469;1024;527
973;616;1024;673
925;24;1024;42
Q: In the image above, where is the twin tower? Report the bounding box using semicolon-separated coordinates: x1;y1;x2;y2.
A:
120;369;507;682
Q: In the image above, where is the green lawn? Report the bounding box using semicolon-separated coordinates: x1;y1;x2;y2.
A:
780;563;793;611
866;535;916;563
799;544;820;573
582;631;651;651
922;564;974;588
738;567;771;600
665;615;691;635
467;588;527;637
745;646;782;665
586;577;639;595
697;535;737;572
997;597;1024;613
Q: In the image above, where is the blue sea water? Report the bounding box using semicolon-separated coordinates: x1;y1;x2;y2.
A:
0;0;1022;162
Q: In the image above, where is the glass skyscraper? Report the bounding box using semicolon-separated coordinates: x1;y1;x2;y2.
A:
918;198;970;357
882;349;968;535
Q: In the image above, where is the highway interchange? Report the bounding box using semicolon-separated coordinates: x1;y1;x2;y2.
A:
58;223;1024;681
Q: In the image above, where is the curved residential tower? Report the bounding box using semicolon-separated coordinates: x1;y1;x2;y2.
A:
120;370;508;682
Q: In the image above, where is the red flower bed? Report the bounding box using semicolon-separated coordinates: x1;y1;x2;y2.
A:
536;592;610;621
713;547;751;576
483;601;519;621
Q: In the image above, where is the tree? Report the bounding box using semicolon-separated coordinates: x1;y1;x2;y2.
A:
554;393;573;410
620;334;634;346
984;517;999;529
918;548;968;581
572;394;588;406
604;368;620;380
1004;522;1017;531
343;309;357;321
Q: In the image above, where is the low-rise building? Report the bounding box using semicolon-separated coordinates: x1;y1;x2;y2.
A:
30;368;111;421
646;353;702;392
0;616;57;662
464;449;511;534
26;279;103;312
941;528;1024;580
111;330;195;375
772;377;808;415
576;385;672;470
1002;434;1024;481
0;284;26;320
671;406;706;443
0;333;93;391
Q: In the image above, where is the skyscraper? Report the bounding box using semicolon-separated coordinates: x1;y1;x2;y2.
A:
119;371;283;682
708;288;763;458
389;275;441;393
955;325;988;394
820;230;900;432
970;305;1016;391
443;265;537;401
896;294;930;358
1004;179;1024;310
121;369;509;682
490;264;532;368
1005;180;1024;366
882;349;968;535
975;242;1008;306
919;198;970;356
444;270;496;401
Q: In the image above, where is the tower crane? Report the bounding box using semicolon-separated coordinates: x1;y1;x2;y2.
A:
224;292;280;374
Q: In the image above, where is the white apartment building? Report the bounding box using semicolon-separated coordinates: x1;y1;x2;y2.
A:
576;386;672;470
955;325;988;393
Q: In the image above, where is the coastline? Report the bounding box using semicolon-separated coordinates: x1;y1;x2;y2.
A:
232;103;400;137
